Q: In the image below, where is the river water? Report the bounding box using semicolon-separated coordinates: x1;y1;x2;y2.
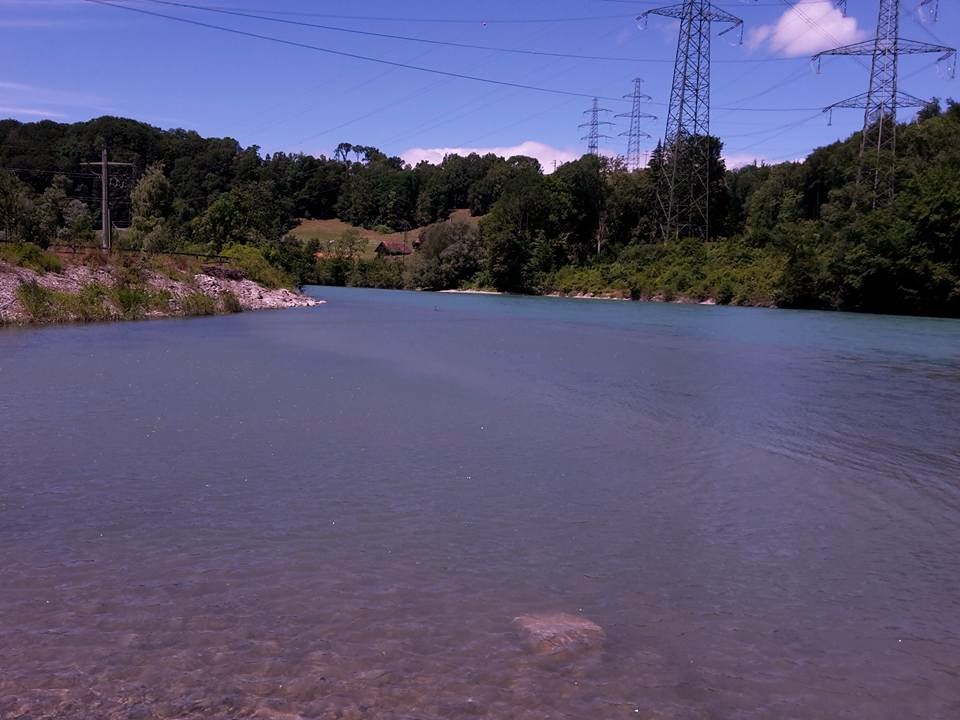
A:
1;287;958;719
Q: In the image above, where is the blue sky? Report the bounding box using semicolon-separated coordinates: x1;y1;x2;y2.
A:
2;0;957;169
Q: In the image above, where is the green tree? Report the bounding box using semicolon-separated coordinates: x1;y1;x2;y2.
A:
405;220;482;289
129;162;176;252
34;174;72;248
332;227;367;262
0;170;35;243
480;172;570;292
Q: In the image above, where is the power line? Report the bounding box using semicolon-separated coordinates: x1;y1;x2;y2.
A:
725;111;824;152
239;47;439;139
127;2;639;24
458;96;583;147
386;22;620;153
371;24;615;150
777;0;871;71
133;0;667;64
725;63;813;106
82;0;627;103
0;167;100;178
291;21;568;151
128;0;798;65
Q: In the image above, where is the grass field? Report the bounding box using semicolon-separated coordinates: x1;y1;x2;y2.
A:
289;210;478;259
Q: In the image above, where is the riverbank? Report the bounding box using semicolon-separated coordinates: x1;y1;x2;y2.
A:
0;247;321;325
437;287;731;306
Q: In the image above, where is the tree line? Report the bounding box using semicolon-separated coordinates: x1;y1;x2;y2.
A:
1;104;958;317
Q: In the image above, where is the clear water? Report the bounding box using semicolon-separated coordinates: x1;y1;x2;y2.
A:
1;287;958;719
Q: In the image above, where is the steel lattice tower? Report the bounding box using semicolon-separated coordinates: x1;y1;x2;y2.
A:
579;97;614;156
639;1;742;241
814;0;955;205
615;78;656;170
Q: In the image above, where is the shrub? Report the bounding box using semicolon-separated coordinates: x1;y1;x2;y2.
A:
149;289;173;313
0;242;62;273
113;284;151;319
16;281;117;323
180;291;217;316
220;290;243;313
66;283;113;322
15;281;58;320
221;244;293;288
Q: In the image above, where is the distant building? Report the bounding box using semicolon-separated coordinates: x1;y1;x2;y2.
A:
374;239;412;258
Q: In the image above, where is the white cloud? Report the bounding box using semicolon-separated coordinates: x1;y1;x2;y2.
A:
723;153;770;169
401;141;582;172
0;105;67;118
723;153;803;169
0;79;107;111
747;1;868;57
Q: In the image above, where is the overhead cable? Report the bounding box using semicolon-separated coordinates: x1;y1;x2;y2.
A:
83;0;627;102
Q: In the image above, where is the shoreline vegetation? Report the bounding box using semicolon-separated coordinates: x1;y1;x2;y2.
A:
443;287;724;305
0;244;320;326
2;107;959;319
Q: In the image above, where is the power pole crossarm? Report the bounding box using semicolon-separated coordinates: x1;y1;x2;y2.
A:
814;40;956;69
639;3;744;42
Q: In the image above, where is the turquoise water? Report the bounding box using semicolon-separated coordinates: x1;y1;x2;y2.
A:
1;288;958;719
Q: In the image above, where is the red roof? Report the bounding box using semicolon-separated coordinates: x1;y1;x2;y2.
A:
375;239;412;256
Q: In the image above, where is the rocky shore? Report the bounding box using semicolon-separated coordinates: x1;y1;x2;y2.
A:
0;255;322;325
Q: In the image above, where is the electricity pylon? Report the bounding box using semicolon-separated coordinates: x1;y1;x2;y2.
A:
579;97;614;156
615;78;656;170
813;0;955;205
638;0;743;241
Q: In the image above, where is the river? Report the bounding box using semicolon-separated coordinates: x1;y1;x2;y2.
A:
1;287;958;719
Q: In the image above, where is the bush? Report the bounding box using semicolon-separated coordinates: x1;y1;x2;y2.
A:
221;290;243;313
221;244;293;288
66;283;113;322
180;292;217;316
15;281;58;320
16;281;118;323
0;242;62;273
113;285;151;319
349;258;405;289
404;221;483;290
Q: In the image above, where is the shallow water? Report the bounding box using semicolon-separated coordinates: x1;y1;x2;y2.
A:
1;288;959;719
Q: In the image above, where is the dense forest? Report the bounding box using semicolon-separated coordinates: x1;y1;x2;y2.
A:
1;103;958;316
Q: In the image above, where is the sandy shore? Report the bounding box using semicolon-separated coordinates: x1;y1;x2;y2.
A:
436;288;723;305
437;288;503;295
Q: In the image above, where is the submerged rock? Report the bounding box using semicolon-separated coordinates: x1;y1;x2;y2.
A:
513;613;605;658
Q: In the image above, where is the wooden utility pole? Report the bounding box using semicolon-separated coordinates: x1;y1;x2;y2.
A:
99;148;110;250
81;148;134;251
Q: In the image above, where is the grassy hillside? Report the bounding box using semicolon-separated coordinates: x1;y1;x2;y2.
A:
289;209;479;260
